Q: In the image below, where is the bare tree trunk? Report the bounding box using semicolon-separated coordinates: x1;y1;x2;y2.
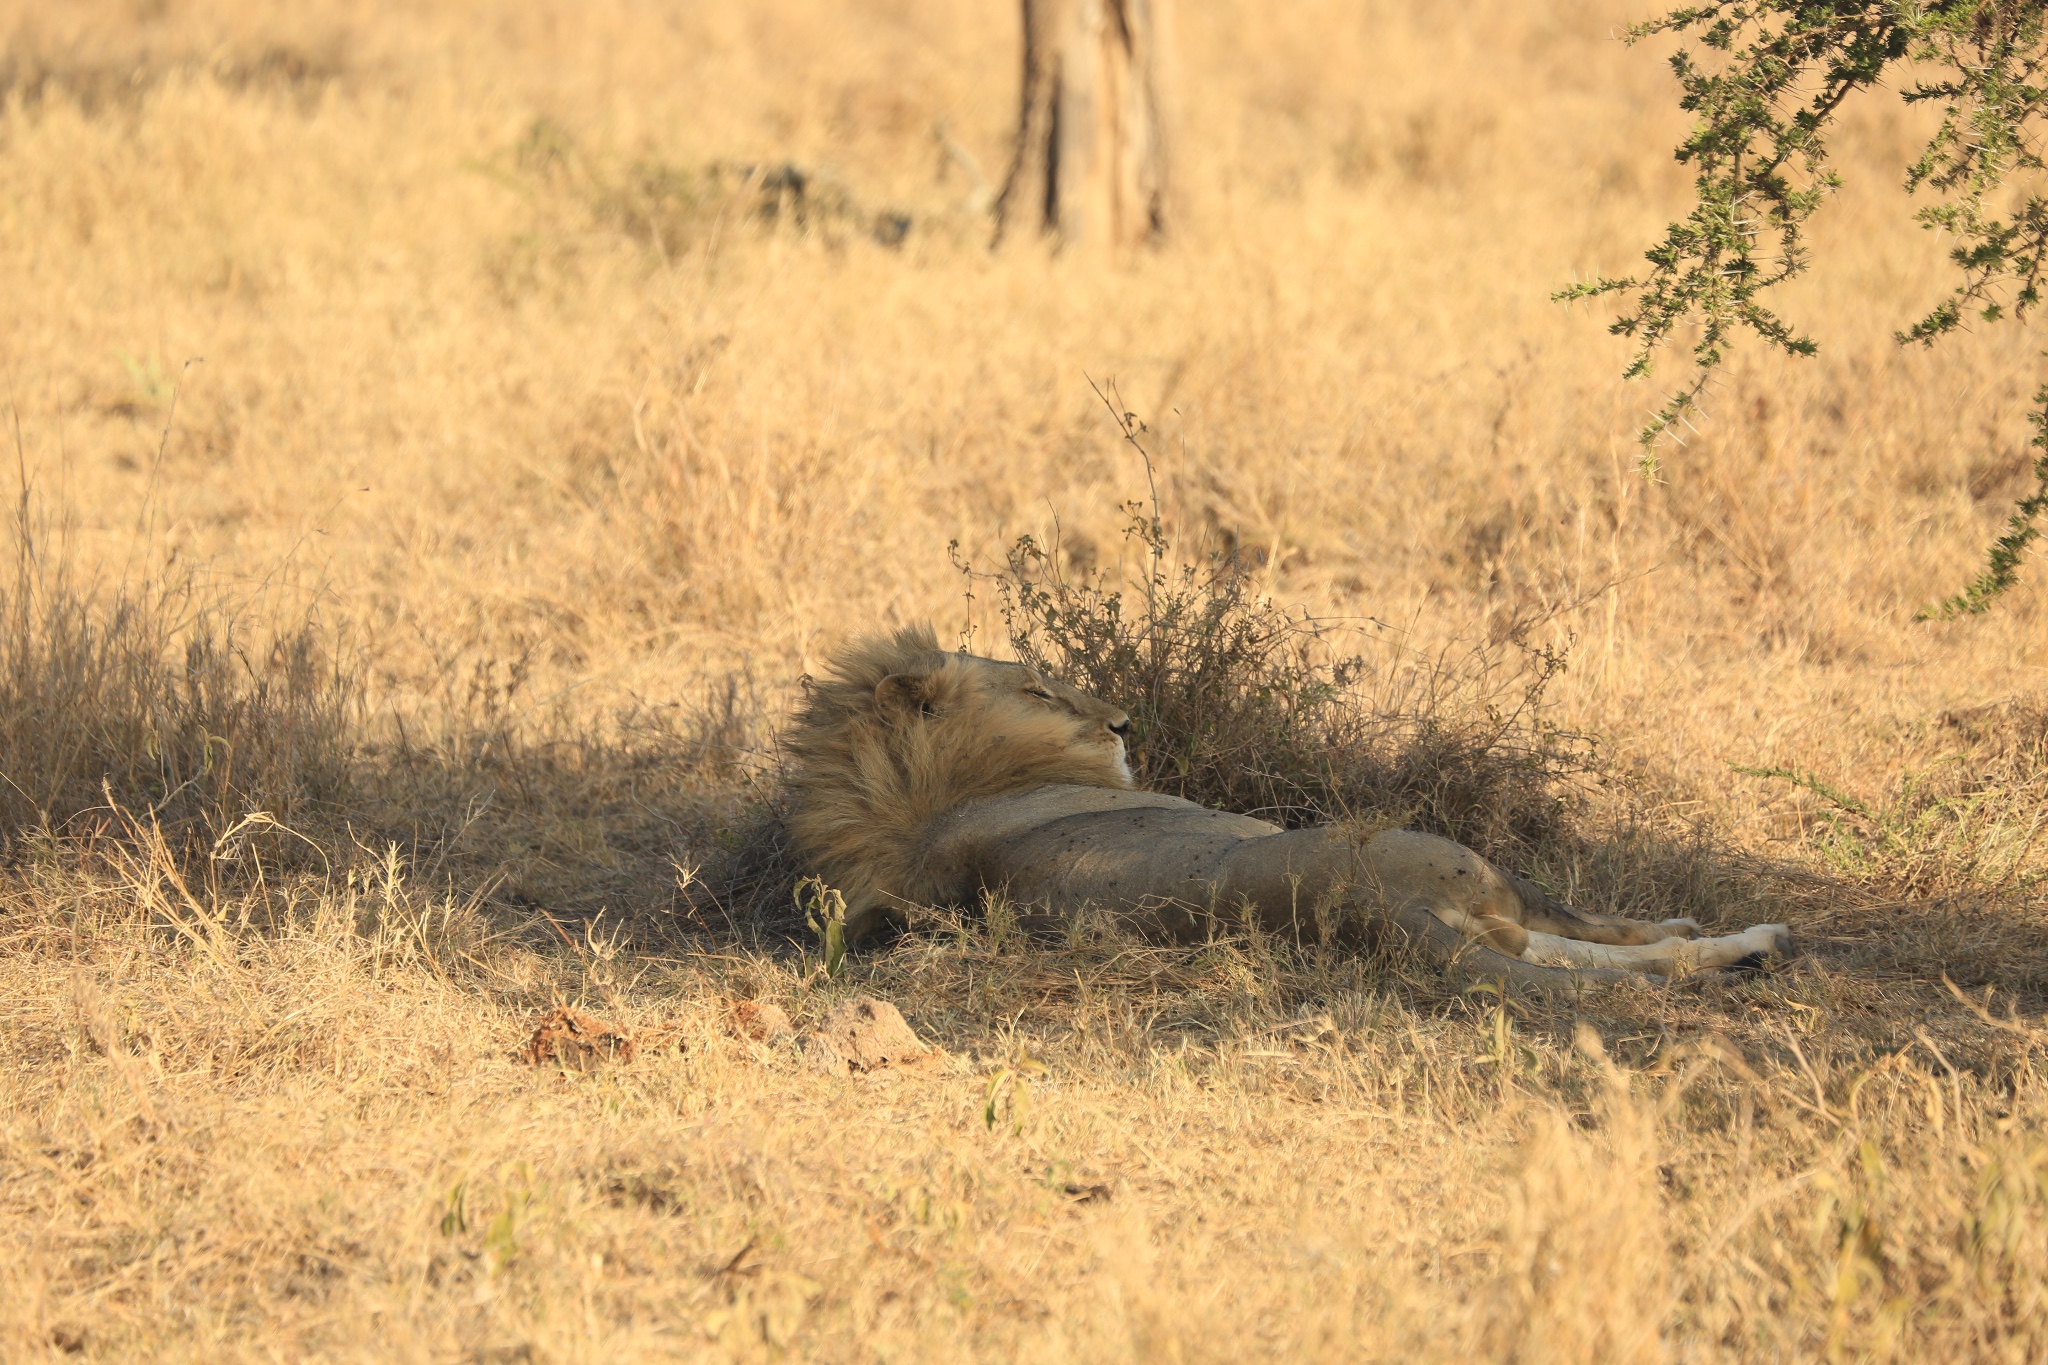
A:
994;0;1173;249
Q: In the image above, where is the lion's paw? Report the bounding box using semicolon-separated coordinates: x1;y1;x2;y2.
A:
1725;923;1794;972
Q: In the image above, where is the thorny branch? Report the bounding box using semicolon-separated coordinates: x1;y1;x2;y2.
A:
1562;0;2048;612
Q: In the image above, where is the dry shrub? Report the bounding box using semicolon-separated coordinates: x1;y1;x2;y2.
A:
973;490;1583;863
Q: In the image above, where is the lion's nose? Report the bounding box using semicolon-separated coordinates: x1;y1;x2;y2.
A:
1108;717;1131;738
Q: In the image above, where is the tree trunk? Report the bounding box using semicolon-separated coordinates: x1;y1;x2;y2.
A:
995;0;1173;249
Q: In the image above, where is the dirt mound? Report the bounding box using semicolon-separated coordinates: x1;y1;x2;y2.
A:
802;996;939;1076
519;1006;638;1069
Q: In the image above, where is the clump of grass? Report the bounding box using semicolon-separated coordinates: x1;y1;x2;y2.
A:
0;505;357;856
1737;699;2048;899
1728;699;2048;991
362;668;784;939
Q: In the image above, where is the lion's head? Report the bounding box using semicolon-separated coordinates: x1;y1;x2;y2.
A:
784;624;1132;936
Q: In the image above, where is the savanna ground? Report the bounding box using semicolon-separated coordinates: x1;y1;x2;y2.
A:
3;1;2048;1360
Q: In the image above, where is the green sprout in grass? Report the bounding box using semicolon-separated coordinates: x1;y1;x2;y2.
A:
798;875;848;978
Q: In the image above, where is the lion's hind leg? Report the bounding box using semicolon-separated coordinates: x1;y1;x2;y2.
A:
1521;922;1791;973
1508;875;1699;945
1455;913;1531;957
1340;829;1772;981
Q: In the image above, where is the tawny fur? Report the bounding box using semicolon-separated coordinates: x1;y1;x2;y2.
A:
785;625;1132;933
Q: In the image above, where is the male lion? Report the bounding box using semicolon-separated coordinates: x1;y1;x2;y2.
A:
786;626;1790;988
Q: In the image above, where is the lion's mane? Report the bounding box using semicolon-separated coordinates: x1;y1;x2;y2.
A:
784;624;1130;929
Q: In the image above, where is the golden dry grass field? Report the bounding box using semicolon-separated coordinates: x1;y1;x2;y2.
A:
4;0;2048;1360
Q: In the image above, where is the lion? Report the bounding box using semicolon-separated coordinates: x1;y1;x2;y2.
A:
785;625;1791;988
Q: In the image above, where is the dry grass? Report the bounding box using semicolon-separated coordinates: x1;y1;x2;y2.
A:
3;0;2048;1359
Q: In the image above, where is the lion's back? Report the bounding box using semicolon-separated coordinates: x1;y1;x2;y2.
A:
925;785;1281;929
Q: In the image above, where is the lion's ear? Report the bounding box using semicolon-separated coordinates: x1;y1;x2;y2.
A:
875;672;942;719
